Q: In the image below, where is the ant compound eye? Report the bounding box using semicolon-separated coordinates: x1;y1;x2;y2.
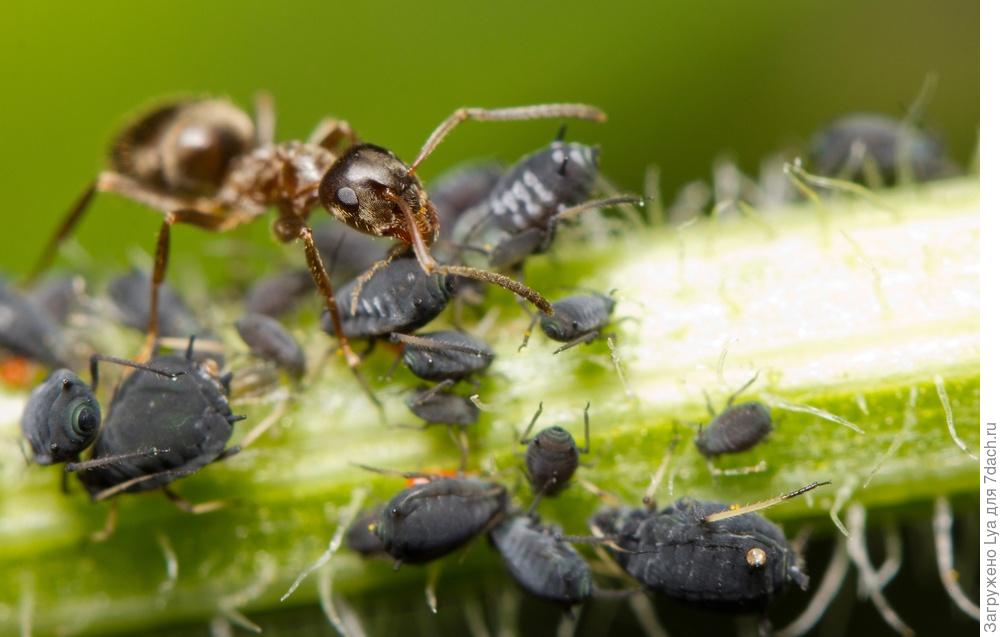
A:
337;186;359;210
69;397;100;438
746;547;767;568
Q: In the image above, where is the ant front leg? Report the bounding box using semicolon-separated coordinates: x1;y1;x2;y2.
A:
140;212;177;361
298;224;361;368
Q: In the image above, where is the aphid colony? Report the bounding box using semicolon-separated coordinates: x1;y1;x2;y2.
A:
4;91;959;632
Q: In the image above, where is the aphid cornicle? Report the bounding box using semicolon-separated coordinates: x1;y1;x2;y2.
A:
375;476;508;565
808;113;954;185
20;369;101;465
489;514;593;608
695;401;773;458
235;313;305;379
320;257;457;340
520;402;590;495
395;330;494;382
0;280;71;369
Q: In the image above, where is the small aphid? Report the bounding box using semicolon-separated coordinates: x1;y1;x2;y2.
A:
244;269;314;318
108;269;203;339
809;114;955;185
375;476;507;566
521;293;616;354
320;257;456;340
520;402;590;495
27;276;87;325
489;514;593;608
426;161;504;239
405;387;480;427
21;369;101;465
394;330;494;382
591;480;828;613
0;279;71;368
346;506;387;558
235;313;305;379
696;402;773;458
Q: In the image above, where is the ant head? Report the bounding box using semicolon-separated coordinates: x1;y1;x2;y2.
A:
319;144;438;244
20;370;101;465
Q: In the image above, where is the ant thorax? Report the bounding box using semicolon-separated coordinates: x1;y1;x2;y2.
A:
221;141;338;218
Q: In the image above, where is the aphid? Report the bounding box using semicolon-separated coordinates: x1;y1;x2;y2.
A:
27;275;87;325
520;402;590;495
108;269;203;339
403;386;481;471
489;514;593;608
372;475;507;566
244;269;314;318
34;96;600;364
455;137;640;270
521;292;616;354
235;313;305;379
591;466;828;612
427;161;504;239
346;506;388;558
696;375;773;458
320;257;456;340
808;113;955;185
20;369;102;465
393;330;494;383
67;341;256;536
0;279;71;368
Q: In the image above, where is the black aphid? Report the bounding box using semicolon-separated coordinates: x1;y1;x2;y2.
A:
21;369;101;465
521;292;616;354
107;269;203;339
320;257;456;340
405;387;480;427
0;279;71;368
520;402;590;495
235;313;305;379
489;514;593;608
696;402;772;458
375;476;507;566
28;276;86;325
428;161;504;233
394;330;494;382
591;478;827;613
809;114;955;185
244;269;314;318
346;506;388;558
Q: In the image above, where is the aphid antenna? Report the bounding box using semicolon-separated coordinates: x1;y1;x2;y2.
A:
725;370;761;409
89;353;184;392
784;159;899;217
552;330;602;355
551;195;645;226
701;481;831;524
353;463;435;481
389;332;490;357
65;447;169;473
518;402;545;443
411;380;457;406
642;436;680;511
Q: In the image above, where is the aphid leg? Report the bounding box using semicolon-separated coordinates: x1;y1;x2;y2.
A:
725;370;760;409
349;243;410;315
408;104;606;174
933;497;980;619
579;402;591;453
519;402;545;443
253;91;275;147
628;594;670;637
552;330;601;355
785;159;899;216
775;535;850;637
642;436;680;510
576;477;620;505
237;396;290;449
518;315;539;352
424;561;443;614
163;487;226;514
25;180;98;284
411;380;457;406
445;425;470;474
539;195;645;253
845;504;914;637
496;585;522;637
308;117;359;152
282;487;367;602
702;481;830;524
298;225;361;368
353;464;434;481
706;459;768;477
90;500;119;543
156;532;179;597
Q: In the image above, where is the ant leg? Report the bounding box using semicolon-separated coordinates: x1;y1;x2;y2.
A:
552;330;600;355
139;213;177;361
253;91;275;147
25;180;97;284
409;104;606;173
519;402;544;444
162;487;226;514
309;117;359;151
91;500;119;543
298;224;362;370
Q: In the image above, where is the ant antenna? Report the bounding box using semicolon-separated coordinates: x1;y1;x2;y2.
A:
702;481;831;523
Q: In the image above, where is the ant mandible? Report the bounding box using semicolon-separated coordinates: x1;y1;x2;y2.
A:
28;96;605;368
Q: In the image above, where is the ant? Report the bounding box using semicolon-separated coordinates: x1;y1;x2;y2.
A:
29;95;605;370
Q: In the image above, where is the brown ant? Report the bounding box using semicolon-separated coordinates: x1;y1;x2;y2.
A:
29;95;604;369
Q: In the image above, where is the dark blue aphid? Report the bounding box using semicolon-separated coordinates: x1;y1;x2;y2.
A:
489;515;593;608
405;388;480;427
395;330;494;382
107;269;203;339
376;477;507;566
0;279;71;368
320;257;456;339
244;269;314;318
696;401;772;457
28;276;86;325
235;313;305;379
522;292;616;354
427;161;504;239
809;114;955;185
21;369;101;465
520;402;590;495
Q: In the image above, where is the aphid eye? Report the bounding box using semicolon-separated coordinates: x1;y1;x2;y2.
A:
391;507;402;518
69;398;99;437
746;547;767;568
571;321;580;331
337;187;360;210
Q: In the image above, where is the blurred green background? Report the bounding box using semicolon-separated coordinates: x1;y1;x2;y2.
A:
0;0;978;276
